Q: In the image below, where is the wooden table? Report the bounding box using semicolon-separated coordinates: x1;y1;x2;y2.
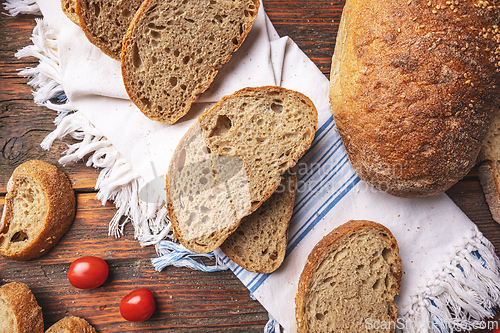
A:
1;1;500;332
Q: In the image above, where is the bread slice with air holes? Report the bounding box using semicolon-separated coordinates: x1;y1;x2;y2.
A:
0;160;76;260
220;170;297;273
76;0;144;60
46;316;97;333
166;86;317;254
61;0;80;25
295;220;402;333
0;282;43;333
121;0;260;124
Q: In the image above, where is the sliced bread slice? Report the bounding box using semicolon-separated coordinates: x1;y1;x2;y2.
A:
0;282;43;333
0;160;76;260
61;0;80;25
167;86;318;253
76;0;144;60
479;110;500;223
295;220;402;333
46;316;97;333
121;0;259;124
220;171;297;273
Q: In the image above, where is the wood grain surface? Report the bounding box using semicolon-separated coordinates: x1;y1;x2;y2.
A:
1;1;500;332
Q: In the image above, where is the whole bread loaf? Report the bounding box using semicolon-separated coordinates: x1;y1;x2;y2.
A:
295;220;402;333
220;171;297;273
0;282;43;333
76;0;143;60
330;0;500;197
46;316;97;333
122;0;260;124
0;160;76;260
167;86;317;253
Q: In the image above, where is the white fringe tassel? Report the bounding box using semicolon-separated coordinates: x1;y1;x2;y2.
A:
4;0;40;16
14;17;75;121
401;230;500;333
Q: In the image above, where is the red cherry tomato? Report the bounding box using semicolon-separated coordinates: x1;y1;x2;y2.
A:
68;256;109;289
120;288;156;322
493;328;500;333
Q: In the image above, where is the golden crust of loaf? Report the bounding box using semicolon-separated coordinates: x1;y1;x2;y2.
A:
329;0;500;197
46;316;97;333
0;282;43;333
76;0;143;60
0;160;76;260
295;220;402;333
220;171;297;273
121;0;260;124
166;86;317;253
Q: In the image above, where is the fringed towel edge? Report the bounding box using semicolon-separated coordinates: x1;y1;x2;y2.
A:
401;227;500;333
4;0;40;16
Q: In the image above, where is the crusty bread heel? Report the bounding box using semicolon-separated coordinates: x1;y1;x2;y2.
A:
0;282;43;333
46;315;97;333
0;160;76;260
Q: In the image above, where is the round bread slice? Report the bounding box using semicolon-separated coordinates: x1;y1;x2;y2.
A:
0;282;43;333
46;316;97;333
220;171;297;273
121;0;260;124
0;160;76;260
76;0;144;60
167;86;318;253
295;220;402;333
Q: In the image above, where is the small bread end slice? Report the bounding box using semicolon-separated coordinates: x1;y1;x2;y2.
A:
61;0;80;25
0;282;43;333
0;160;76;260
46;316;97;333
220;171;297;273
295;220;402;333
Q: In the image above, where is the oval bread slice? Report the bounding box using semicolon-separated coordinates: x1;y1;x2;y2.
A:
46;316;97;333
122;0;260;124
0;282;43;333
295;220;402;333
0;160;76;260
167;86;317;253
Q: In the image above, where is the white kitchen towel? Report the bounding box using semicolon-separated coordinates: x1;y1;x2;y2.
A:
6;0;500;332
